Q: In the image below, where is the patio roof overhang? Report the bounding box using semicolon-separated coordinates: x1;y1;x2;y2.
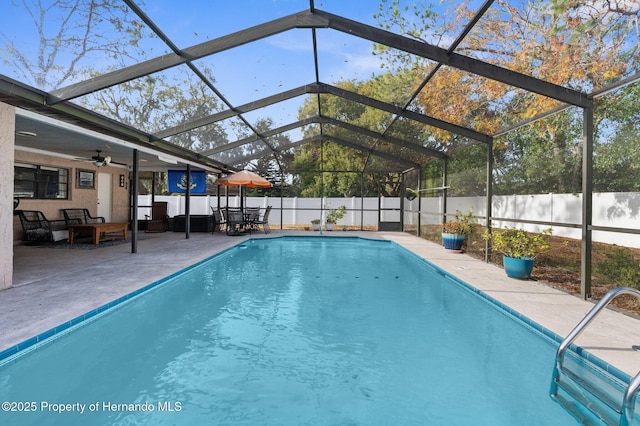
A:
1;76;231;173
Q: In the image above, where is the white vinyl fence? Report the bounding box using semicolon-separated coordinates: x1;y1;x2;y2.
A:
137;195;399;228
408;192;640;248
138;192;640;248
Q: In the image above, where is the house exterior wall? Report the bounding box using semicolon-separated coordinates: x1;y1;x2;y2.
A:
1;102;15;290
13;151;130;243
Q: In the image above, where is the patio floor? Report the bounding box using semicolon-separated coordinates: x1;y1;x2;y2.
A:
5;230;640;379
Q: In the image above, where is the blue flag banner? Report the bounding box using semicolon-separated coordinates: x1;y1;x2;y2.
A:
168;170;206;194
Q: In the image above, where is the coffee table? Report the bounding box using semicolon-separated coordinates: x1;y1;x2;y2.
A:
68;223;128;245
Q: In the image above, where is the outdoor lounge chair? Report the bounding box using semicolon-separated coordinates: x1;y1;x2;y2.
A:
17;210;68;242
145;201;169;232
61;208;105;225
252;205;272;234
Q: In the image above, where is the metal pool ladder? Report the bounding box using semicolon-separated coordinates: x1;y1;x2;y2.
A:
551;287;640;426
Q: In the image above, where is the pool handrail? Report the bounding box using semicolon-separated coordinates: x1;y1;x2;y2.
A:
550;286;640;426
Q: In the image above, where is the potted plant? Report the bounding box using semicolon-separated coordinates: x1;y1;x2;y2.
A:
442;208;476;251
311;219;322;231
325;206;346;231
483;227;552;279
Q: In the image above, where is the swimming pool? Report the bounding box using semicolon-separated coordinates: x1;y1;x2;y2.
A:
0;236;607;424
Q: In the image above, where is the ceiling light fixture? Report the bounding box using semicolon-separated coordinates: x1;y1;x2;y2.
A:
157;155;178;164
94;157;111;167
92;150;111;167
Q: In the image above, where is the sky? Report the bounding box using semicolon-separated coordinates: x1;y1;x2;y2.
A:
0;0;392;95
0;0;407;145
0;0;525;154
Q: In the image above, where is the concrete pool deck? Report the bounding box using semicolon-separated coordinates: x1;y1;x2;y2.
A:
4;230;640;380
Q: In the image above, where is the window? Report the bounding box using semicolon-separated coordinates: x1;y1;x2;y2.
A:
14;163;69;199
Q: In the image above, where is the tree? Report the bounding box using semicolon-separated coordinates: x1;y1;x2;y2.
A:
1;1;235;156
230;117;291;172
593;85;640;192
291;76;425;197
1;0;148;90
88;66;230;153
374;0;639;194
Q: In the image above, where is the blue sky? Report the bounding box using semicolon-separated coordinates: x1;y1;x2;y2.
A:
0;1;400;141
0;0;476;150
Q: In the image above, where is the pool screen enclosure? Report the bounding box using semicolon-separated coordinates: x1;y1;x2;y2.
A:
2;0;640;297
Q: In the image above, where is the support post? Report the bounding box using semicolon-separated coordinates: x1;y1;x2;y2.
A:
442;157;448;227
185;165;191;239
581;102;594;299
131;149;138;254
485;138;493;262
417;167;422;237
400;172;405;232
360;173;364;231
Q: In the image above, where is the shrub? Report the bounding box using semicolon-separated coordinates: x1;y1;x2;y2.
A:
442;208;476;235
483;227;552;259
326;206;346;224
595;248;640;289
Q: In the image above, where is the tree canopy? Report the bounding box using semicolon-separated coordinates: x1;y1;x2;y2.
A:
373;0;640;195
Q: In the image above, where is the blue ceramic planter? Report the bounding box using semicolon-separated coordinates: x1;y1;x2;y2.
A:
442;233;465;250
503;256;534;279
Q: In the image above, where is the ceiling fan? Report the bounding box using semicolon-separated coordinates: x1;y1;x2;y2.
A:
91;150;111;167
73;150;113;167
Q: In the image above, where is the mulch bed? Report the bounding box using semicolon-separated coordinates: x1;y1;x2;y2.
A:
421;227;640;317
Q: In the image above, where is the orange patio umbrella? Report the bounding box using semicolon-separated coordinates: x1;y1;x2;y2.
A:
214;170;273;188
215;170;273;210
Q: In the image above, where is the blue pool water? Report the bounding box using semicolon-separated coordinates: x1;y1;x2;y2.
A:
1;237;587;425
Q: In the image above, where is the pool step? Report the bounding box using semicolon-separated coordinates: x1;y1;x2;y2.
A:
550;288;640;426
552;366;621;425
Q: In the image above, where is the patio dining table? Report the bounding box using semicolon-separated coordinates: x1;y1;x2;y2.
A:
224;207;261;236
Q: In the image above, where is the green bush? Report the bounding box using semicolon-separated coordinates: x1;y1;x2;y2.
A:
326;206;346;224
595;248;640;289
442;208;476;235
483;227;552;259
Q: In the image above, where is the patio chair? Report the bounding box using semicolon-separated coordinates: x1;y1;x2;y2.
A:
220;207;240;231
145;201;169;232
244;206;261;233
252;205;272;234
211;207;224;233
61;208;105;226
17;210;68;242
225;208;246;236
